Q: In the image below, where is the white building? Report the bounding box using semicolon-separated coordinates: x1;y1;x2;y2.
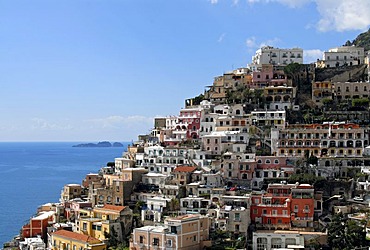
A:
248;109;286;129
252;230;327;250
318;46;365;68
251;46;303;70
141;196;171;223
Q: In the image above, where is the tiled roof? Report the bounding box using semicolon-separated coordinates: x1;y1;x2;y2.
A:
101;204;126;212
173;166;197;173
52;230;101;244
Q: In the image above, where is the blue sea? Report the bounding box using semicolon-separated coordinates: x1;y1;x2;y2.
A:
0;142;128;246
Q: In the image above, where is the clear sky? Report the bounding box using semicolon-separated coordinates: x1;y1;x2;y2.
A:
0;0;369;142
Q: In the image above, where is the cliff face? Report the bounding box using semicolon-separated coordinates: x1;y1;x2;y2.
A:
315;64;368;82
344;28;370;51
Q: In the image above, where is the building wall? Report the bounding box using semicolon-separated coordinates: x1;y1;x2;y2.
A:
51;231;106;250
252;231;304;250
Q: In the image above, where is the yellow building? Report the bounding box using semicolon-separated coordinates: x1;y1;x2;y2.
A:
51;229;106;250
77;204;133;242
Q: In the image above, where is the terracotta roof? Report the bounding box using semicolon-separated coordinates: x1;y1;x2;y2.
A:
173;166;197;173
52;230;101;244
100;204;126;212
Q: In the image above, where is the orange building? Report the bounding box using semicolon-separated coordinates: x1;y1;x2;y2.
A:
251;183;315;229
22;211;55;240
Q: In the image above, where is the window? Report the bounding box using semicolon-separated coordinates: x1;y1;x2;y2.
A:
285;238;296;245
271;238;282;249
139;236;144;244
257;237;267;250
235;213;240;221
193;235;197;241
153;238;159;246
166;239;172;247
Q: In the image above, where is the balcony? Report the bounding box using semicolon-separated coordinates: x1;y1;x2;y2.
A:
263;213;290;218
295;216;313;221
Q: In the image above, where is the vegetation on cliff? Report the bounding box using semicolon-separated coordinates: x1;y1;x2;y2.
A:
344;28;370;51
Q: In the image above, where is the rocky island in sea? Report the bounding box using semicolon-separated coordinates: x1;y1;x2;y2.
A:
72;141;124;147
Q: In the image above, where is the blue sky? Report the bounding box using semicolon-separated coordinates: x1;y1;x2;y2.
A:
0;0;369;141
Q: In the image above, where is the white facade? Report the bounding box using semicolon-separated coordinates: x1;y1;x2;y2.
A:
200;113;218;137
248;109;286;129
142;172;168;188
321;46;365;68
252;231;304;250
141;196;171;223
251;46;303;69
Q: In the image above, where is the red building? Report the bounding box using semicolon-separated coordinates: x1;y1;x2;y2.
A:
21;211;55;240
251;183;315;229
178;107;202;139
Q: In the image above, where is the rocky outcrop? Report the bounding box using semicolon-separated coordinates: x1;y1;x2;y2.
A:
315;64;368;82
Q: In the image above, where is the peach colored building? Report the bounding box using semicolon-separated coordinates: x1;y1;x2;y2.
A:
171;166;197;186
130;214;211;250
51;229;106;250
274;122;368;158
60;184;83;202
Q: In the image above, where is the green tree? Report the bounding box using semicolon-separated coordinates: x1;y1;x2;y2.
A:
104;227;119;248
352;98;370;107
328;213;346;249
328;213;368;250
169;198;180;211
107;162;115;167
193;93;205;105
288;173;324;186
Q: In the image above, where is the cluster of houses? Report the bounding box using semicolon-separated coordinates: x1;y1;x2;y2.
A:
9;44;370;250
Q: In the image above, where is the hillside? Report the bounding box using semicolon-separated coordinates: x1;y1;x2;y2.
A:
344;28;370;51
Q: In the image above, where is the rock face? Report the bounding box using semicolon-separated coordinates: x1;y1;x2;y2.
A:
73;141;124;147
315;64;368;82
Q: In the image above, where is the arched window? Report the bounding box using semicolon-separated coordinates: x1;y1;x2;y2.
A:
271;238;282;249
257;238;267;250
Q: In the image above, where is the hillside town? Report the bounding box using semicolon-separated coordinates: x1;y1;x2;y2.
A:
5;42;370;250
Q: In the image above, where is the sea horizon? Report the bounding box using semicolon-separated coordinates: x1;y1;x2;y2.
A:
0;141;129;246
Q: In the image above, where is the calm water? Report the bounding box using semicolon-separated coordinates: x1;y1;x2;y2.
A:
0;142;128;246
